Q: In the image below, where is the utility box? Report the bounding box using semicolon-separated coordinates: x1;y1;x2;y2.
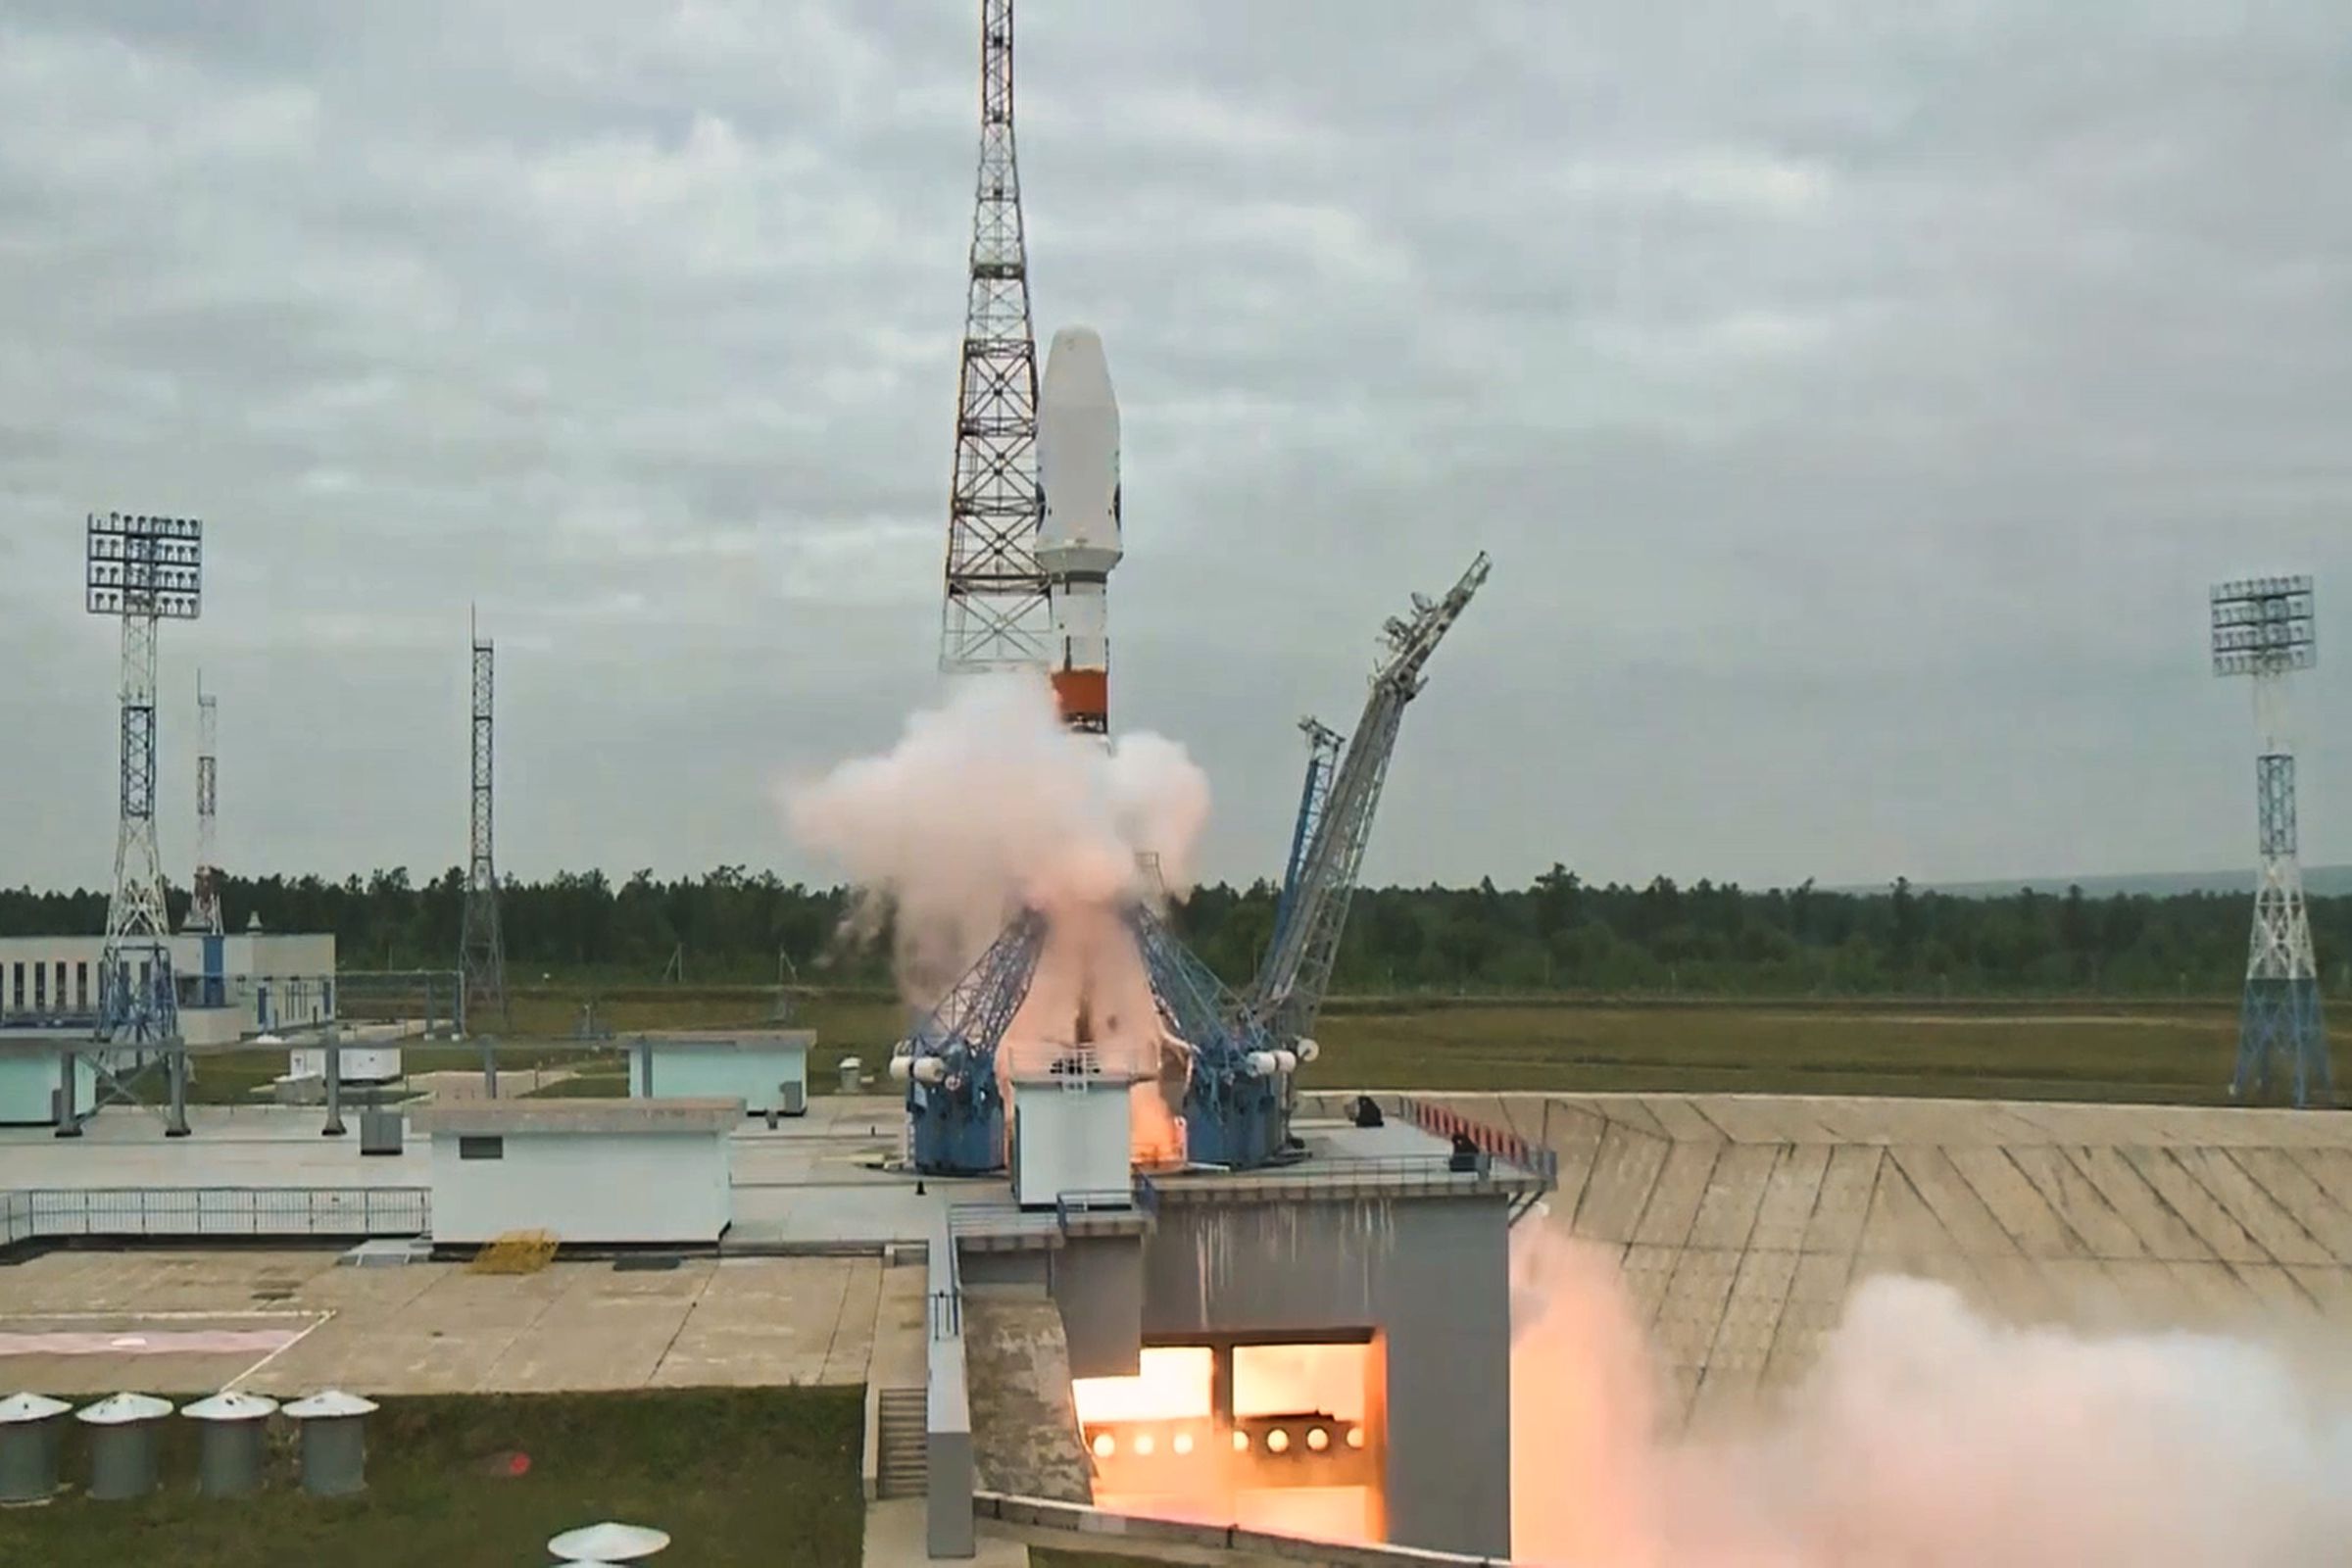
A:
0;1043;97;1128
629;1030;810;1116
182;1390;277;1498
76;1393;173;1501
0;1393;71;1503
285;1390;377;1496
291;1044;403;1083
359;1107;405;1155
1010;1064;1140;1210
411;1099;739;1246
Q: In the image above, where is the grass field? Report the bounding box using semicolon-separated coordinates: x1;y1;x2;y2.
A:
2;1387;863;1566
1304;998;2284;1104
202;985;2327;1108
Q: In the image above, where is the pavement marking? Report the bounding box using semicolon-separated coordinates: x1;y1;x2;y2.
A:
225;1312;334;1392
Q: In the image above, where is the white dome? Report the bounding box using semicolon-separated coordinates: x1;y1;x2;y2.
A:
76;1393;173;1425
0;1393;71;1424
182;1390;279;1422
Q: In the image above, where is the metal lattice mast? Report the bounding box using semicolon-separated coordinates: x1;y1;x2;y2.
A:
1268;718;1346;958
85;513;201;1045
458;618;509;1028
1248;553;1492;1049
939;0;1051;672
2211;576;2328;1106
186;670;223;936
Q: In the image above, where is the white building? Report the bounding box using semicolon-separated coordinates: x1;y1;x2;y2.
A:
629;1030;811;1116
0;1037;98;1125
409;1099;739;1246
1009;1062;1144;1210
0;931;336;1049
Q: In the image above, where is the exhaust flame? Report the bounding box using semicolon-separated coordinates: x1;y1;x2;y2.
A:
1510;1227;2352;1566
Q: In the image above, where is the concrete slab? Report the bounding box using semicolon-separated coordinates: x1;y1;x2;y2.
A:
1631;1140;1721;1249
1748;1144;1830;1252
0;1249;882;1396
1571;1120;1670;1242
1444;1092;2352;1436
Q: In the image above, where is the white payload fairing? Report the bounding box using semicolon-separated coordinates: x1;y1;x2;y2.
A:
1035;325;1121;735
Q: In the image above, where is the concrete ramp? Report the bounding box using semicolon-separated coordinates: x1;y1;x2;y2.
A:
1341;1092;2352;1433
961;1285;1095;1504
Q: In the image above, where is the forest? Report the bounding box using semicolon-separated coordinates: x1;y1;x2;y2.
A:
0;864;2337;1000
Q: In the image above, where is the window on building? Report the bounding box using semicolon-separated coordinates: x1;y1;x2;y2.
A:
9;961;21;1012
458;1136;505;1161
53;962;66;1007
75;961;88;1010
32;963;45;1010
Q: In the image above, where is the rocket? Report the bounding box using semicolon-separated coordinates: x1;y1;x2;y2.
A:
1036;325;1121;735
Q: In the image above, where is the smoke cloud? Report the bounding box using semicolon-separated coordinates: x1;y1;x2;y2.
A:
782;669;1211;1013
1511;1227;2352;1567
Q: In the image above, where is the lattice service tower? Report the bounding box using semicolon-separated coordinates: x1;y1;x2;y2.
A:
185;671;223;936
457;616;509;1030
85;512;201;1046
2211;575;2329;1105
938;0;1051;673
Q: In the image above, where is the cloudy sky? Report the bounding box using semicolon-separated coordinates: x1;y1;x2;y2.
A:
0;0;2345;896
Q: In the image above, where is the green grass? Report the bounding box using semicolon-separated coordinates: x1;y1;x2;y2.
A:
212;985;2327;1108
3;1387;864;1568
1303;999;2305;1103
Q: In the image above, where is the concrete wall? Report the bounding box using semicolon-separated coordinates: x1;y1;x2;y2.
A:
1051;1236;1144;1379
1129;1195;1515;1559
0;1050;98;1126
424;1129;730;1244
926;1209;977;1559
630;1042;807;1114
976;1491;1510;1567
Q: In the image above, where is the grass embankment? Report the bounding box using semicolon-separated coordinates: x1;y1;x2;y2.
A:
188;991;909;1104
0;1387;864;1567
215;984;2307;1107
1306;999;2277;1104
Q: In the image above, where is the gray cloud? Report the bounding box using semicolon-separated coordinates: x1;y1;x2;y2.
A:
0;0;2346;898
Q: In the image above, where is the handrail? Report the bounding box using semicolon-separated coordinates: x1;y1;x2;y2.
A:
0;1185;428;1246
1394;1097;1559;1188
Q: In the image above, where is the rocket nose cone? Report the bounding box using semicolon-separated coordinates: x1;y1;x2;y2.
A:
1043;325;1115;407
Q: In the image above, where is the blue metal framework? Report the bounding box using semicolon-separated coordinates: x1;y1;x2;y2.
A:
1268;717;1344;960
1129;904;1284;1168
1249;553;1491;1053
903;910;1048;1173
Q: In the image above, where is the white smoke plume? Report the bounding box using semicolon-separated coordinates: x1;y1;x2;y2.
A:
782;671;1211;1017
1511;1227;2352;1567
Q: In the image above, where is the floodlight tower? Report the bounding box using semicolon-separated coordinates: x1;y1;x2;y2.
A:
457;616;508;1030
185;671;223;936
85;513;201;1046
2211;575;2329;1105
939;0;1052;673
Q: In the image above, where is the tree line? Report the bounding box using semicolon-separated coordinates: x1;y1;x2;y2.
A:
0;864;2337;999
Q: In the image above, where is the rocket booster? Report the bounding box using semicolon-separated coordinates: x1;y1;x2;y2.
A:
1036;325;1121;735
